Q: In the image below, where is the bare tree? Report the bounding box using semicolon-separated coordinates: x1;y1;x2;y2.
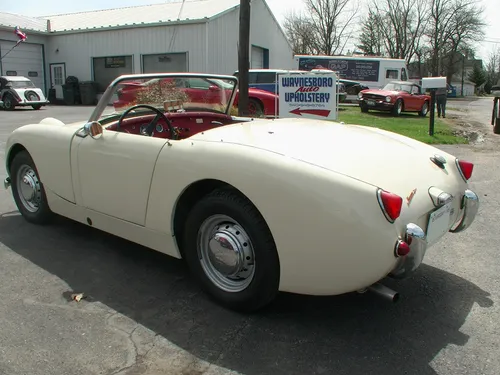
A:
484;47;500;92
426;0;485;77
283;11;318;55
369;0;429;64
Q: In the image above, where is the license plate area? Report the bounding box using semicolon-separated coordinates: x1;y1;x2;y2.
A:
426;202;454;245
367;100;376;106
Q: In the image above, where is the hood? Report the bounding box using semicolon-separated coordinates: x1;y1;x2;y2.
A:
190;117;458;197
361;89;399;97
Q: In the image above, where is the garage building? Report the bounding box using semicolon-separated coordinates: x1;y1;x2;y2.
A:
0;0;294;101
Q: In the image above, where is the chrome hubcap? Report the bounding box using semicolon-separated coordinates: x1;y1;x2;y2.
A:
197;214;255;292
16;165;42;212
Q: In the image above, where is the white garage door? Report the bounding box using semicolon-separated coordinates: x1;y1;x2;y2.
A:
0;40;45;91
251;46;264;69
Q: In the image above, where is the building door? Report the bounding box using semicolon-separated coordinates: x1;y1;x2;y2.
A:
50;63;66;99
0;40;45;92
142;53;188;73
251;46;264;69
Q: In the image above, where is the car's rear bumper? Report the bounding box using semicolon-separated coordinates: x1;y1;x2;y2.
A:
389;188;479;279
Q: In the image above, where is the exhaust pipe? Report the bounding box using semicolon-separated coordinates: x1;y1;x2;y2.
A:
367;282;400;303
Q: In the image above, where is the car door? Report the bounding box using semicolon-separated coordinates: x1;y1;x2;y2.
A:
75;129;169;226
410;85;425;110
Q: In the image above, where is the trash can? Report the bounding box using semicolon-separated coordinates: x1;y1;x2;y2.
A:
62;84;76;105
63;76;81;105
79;81;98;105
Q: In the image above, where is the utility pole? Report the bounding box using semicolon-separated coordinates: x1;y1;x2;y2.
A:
238;0;250;116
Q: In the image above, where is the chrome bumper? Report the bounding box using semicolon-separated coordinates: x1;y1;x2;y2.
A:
4;177;11;189
449;189;479;233
389;189;479;279
389;223;427;279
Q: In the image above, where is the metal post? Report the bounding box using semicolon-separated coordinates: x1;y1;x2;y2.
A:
238;0;251;116
429;89;436;136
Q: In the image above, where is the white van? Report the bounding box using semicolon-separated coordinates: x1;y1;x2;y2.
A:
294;55;409;89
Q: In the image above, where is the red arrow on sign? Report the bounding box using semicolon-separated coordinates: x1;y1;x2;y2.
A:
289;108;331;117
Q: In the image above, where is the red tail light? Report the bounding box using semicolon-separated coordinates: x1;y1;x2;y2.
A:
395;240;411;257
456;159;474;181
377;189;403;223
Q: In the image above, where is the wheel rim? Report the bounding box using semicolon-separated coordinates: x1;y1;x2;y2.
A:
197;214;256;293
4;97;13;109
16;164;42;213
422;102;428;115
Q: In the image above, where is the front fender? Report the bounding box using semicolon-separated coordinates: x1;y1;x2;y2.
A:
5;123;80;203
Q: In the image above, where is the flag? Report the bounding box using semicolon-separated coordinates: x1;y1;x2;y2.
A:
14;26;27;42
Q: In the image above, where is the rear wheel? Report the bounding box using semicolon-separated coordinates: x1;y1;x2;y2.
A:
182;188;280;312
494;117;500;134
10;151;54;224
3;94;15;111
32;105;42;110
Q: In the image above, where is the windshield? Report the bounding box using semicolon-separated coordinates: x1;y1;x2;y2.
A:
8;80;35;88
108;75;237;119
383;82;412;93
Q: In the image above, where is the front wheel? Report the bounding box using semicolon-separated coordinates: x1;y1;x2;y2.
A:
494;117;500;134
3;94;16;111
419;101;429;117
182;188;280;312
32;105;42;110
392;99;403;116
10;150;54;224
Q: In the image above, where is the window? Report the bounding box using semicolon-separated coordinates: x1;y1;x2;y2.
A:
411;85;420;95
28;71;38;77
401;68;408;81
386;70;398;79
255;72;277;84
6;71;17;76
53;66;64;85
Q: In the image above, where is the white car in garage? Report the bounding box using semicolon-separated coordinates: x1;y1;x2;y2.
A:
0;76;49;111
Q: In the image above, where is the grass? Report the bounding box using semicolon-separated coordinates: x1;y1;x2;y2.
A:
337;106;468;145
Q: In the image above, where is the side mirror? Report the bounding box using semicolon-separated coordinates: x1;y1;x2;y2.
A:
83;121;103;139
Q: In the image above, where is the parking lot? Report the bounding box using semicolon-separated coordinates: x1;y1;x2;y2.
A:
0;100;499;375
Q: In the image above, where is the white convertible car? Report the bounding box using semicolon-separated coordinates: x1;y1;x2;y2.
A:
3;73;479;312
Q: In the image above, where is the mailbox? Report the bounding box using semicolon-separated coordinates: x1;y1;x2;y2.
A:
421;76;447;89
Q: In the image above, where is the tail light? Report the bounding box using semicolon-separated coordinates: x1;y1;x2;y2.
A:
377;189;403;223
456;159;474;181
395;240;411;257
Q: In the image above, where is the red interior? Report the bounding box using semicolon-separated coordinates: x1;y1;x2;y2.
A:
105;111;244;140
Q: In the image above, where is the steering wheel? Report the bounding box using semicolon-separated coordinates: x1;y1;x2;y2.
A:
117;104;177;139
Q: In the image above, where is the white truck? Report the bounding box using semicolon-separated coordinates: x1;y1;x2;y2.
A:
294;55;410;90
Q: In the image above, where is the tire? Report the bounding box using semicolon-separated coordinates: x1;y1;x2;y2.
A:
494;117;500;135
182;188;280;312
10;150;54;225
32;105;42;110
392;99;403;116
247;98;264;117
360;103;369;113
419;101;429;117
3;94;16;111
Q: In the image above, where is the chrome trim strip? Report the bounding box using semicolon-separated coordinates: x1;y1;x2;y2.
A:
450;189;479;233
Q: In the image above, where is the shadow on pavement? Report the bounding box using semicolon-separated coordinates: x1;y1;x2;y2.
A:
0;212;493;375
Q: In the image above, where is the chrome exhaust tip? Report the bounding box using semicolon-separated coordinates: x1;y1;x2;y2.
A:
367;282;400;303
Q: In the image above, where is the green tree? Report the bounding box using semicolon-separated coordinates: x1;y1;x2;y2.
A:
356;10;384;56
467;63;486;93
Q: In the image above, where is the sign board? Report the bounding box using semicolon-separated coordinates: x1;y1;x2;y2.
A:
297;57;380;82
278;71;338;120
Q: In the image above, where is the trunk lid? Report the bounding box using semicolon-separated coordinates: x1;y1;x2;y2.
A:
192;117;463;198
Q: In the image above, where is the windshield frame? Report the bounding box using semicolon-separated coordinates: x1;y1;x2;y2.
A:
88;73;239;123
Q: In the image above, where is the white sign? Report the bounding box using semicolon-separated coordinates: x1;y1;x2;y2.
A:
277;72;338;120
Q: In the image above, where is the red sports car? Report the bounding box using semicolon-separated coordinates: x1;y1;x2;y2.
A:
358;81;431;116
113;76;278;117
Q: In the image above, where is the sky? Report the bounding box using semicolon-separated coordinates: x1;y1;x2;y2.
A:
1;0;499;62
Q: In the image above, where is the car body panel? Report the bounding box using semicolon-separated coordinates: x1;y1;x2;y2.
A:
3;72;479;299
359;81;430;114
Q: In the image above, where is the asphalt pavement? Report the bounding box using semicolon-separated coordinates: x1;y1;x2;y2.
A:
0;101;499;375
